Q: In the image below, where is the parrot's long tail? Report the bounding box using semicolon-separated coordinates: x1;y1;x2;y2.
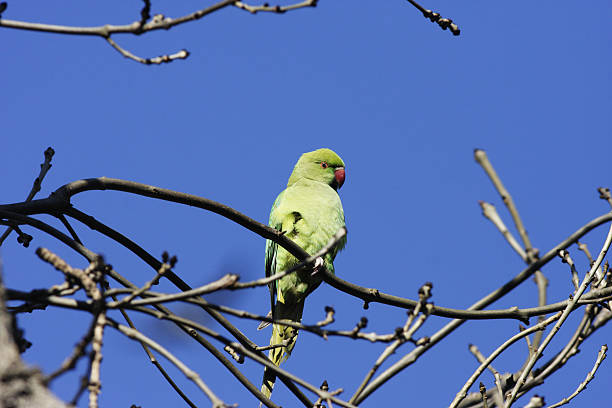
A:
260;299;305;403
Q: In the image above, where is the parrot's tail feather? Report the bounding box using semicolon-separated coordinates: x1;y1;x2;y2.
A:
260;366;276;402
269;300;303;364
260;299;305;402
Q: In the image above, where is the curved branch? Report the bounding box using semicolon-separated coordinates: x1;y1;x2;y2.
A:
0;1;236;36
3;179;612;321
106;37;189;64
0;210;96;262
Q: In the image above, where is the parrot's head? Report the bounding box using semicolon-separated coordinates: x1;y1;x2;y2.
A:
288;148;346;191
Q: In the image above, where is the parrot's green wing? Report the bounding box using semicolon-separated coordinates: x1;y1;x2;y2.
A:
259;190;285;329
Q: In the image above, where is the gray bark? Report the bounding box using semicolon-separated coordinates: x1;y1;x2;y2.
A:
0;263;67;408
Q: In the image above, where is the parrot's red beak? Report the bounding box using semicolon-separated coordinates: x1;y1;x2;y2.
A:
334;167;345;189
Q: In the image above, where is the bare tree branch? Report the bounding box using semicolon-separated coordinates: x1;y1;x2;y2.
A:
234;0;318;14
0;147;54;246
0;0;318;65
546;344;607;408
405;0;460;35
598;187;612;208
468;344;504;407
479;201;526;259
106;37;189;64
474;149;534;256
351;283;432;403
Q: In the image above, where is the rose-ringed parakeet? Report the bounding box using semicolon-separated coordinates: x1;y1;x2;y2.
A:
260;148;347;401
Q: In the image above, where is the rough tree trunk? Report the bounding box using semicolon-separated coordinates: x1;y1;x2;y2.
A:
0;264;67;408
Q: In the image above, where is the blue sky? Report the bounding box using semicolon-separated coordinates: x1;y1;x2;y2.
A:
2;1;611;407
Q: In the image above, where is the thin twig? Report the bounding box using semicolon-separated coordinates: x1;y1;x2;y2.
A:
479;383;489;408
530;270;548;363
312;381;343;408
56;213;83;244
351;283;432;403
104;279;200;408
479;201;526;259
474;149;534;256
88;313;105;408
139;0;152;29
558;250;580;290
109;272;238;308
576;241;594;265
404;0;460;35
111;261;172;307
234;0;318;14
71;358;93;406
468;344;504;407
44;316;97;383
546;345;607;408
106;37;189;64
35;247;101;300
598;187;612;208
256;334;297;352
0;147;54;245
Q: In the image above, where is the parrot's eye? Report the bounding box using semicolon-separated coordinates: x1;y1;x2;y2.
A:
320;162;328;169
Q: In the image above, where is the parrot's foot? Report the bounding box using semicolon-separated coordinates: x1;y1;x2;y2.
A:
310;256;325;276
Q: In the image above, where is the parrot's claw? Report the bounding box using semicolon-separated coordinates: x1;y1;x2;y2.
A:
257;311;272;330
311;256;325;276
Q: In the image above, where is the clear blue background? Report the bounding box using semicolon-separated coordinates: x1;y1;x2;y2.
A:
2;1;611;407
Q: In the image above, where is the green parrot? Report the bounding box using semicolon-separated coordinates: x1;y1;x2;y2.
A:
260;148;347;401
